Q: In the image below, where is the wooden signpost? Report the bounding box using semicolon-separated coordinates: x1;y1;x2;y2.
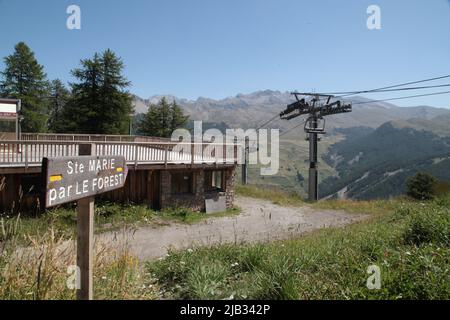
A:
42;145;128;300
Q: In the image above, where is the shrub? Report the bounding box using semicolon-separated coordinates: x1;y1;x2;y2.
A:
381;244;450;299
403;206;449;246
406;172;437;200
250;255;300;300
185;261;230;299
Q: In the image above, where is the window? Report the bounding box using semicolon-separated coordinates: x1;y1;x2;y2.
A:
171;171;193;194
204;170;224;192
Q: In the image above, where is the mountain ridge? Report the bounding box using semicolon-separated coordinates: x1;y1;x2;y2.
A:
133;91;450;132
132;90;450;200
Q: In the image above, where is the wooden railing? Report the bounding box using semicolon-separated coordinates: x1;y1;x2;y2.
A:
0;140;240;168
20;133;171;143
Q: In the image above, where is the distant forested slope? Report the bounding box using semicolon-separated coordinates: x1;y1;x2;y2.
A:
320;122;450;199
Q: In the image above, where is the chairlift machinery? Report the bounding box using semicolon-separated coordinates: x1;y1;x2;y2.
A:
280;92;352;201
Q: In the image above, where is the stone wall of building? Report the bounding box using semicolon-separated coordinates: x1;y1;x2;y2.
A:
0;166;238;213
159;168;236;212
160;169;206;211
224;167;236;209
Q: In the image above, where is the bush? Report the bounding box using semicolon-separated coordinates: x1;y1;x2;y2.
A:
250;256;300;300
406;172;437;200
403;206;449;246
185;261;230;299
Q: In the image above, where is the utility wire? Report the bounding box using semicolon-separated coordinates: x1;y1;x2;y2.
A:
322;83;450;96
334;74;450;98
279;90;450;137
258;74;450;130
280;118;307;137
255;114;280;130
352;90;450;105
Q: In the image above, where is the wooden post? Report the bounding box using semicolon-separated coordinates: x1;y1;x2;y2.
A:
164;145;168;168
134;144;139;169
223;143;226;164
77;143;95;300
76;196;94;300
42;144;128;301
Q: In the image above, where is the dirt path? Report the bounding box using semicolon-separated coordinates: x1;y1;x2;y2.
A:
97;196;368;261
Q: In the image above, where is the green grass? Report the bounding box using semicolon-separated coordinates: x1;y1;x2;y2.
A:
2;187;449;300
312;198;400;215
0;203;155;245
0;203;239;300
146;194;450;300
236;184;304;207
159;206;241;224
0;203;240;246
0;224;159;300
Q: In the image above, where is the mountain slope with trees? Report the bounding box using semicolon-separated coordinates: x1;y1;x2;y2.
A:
321;123;450;199
133;92;450;199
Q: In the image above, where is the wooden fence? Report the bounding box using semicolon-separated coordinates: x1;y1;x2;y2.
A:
0;140;240;168
20;133;171;143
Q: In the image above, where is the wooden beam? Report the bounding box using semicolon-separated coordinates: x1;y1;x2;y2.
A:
76;143;95;300
76;196;94;300
0;167;41;174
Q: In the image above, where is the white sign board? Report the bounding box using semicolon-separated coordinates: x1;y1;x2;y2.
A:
0;102;18;119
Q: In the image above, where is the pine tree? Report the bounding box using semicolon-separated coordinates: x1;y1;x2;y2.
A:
47;79;70;132
58;50;133;134
58;53;102;133
98;49;133;134
170;100;189;132
138;98;189;138
0;42;49;132
138;103;161;136
160;97;172;137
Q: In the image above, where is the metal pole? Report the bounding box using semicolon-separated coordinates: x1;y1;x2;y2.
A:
242;137;249;185
280;93;351;202
308;116;318;201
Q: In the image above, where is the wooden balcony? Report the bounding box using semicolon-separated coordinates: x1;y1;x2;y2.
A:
0;134;240;173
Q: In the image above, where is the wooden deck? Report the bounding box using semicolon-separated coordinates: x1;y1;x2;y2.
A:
0;134;240;173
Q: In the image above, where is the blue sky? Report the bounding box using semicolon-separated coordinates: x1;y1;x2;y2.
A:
0;0;449;107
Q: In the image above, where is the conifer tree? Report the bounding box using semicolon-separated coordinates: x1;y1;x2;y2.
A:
47;79;70;132
170;100;189;133
0;42;49;132
58;49;133;134
138;97;189;138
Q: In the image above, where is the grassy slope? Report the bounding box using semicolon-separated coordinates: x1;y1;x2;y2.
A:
1;187;448;300
146;188;449;300
236;185;304;207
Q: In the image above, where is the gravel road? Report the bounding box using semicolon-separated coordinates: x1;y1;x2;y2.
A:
96;196;368;261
